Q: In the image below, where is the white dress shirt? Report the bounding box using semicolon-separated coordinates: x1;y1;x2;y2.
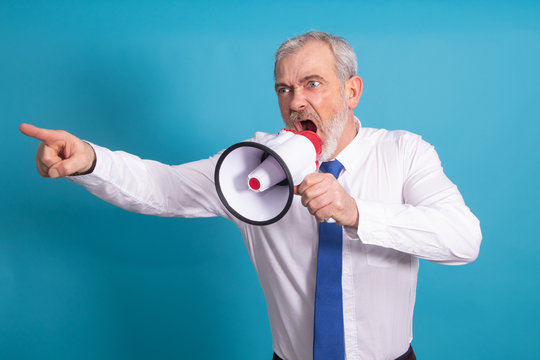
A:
69;121;482;360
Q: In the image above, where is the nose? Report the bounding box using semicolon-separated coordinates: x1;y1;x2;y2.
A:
289;87;307;112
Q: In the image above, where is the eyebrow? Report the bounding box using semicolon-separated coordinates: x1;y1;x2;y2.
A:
302;74;326;83
275;74;326;90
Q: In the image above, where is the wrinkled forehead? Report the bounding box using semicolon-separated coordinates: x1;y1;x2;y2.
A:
274;40;338;83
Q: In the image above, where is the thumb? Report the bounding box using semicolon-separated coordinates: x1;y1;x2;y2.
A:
19;123;64;144
48;155;89;178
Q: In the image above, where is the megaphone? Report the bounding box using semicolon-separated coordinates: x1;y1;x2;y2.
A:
214;129;322;225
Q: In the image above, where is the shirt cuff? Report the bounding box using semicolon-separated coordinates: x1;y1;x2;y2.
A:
344;199;391;247
66;142;109;187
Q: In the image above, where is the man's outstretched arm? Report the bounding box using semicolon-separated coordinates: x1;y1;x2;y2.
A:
19;123;231;220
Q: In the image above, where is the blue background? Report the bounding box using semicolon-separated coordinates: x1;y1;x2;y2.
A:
2;1;539;359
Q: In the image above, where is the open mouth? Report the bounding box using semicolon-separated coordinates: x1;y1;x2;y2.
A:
297;119;318;133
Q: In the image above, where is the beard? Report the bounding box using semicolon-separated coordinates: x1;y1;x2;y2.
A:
319;102;349;162
286;99;349;162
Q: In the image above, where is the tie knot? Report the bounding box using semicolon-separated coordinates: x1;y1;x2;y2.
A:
319;160;344;179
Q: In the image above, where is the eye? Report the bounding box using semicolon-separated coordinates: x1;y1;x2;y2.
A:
277;87;290;94
308;80;321;88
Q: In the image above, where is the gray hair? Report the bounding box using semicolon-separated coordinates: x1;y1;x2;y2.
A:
274;31;357;84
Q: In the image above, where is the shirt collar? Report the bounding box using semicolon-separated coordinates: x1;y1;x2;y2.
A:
334;117;373;175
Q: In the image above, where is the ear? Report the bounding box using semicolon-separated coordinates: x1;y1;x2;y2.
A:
345;76;363;110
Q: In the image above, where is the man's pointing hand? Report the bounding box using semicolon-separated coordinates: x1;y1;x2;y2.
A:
19;123;96;178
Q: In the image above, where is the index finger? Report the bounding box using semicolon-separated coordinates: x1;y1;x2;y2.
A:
19;123;61;143
296;172;327;195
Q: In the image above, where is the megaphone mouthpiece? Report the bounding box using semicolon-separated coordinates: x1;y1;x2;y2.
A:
296;130;323;160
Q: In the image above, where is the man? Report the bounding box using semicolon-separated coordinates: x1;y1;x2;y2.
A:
20;31;482;360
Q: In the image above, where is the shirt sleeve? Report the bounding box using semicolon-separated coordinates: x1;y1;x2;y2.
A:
344;134;482;265
67;143;231;219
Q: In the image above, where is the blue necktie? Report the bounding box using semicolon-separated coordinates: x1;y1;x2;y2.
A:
313;160;345;360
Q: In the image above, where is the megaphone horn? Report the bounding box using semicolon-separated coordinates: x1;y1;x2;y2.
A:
214;129;322;225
